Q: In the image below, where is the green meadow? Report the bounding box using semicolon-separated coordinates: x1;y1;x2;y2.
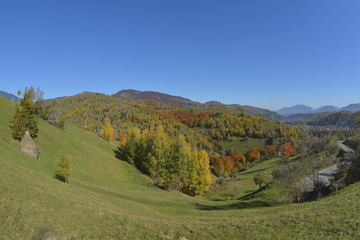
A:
1;97;359;239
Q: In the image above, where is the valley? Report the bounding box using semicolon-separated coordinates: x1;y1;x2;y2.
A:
2;2;360;238
1;92;360;239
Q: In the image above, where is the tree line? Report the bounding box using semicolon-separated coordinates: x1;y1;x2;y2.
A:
118;126;212;196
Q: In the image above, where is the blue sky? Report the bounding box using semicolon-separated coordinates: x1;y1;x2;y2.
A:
1;1;359;110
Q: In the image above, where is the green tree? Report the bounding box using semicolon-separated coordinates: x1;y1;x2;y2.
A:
122;127;141;165
10;105;26;140
10;86;40;140
253;172;273;189
55;154;72;183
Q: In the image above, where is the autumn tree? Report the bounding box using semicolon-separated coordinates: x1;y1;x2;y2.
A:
55;154;72;183
230;151;246;169
197;150;212;192
246;147;261;162
181;150;212;196
264;145;277;159
119;131;127;148
120;126;211;196
101;117;114;141
210;151;247;177
211;156;225;176
282;142;294;160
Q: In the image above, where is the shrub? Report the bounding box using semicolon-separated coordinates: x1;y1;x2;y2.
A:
253;172;273;189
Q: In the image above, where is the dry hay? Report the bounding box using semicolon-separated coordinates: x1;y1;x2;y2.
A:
19;131;38;158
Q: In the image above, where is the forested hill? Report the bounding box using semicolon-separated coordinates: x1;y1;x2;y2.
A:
307;111;360;127
111;89;283;119
228;104;283;120
43;92;298;155
112;89;202;107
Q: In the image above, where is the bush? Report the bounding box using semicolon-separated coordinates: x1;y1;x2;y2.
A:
253;172;273;189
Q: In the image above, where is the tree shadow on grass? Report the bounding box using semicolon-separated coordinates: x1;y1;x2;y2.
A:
113;147;126;161
54;174;68;183
237;187;265;201
239;168;266;175
194;199;268;211
196;187;271;210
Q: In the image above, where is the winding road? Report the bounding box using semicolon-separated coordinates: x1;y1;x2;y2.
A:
300;141;354;191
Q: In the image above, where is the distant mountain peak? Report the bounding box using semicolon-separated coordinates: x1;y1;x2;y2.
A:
277;104;313;116
314;105;339;113
341;103;360;112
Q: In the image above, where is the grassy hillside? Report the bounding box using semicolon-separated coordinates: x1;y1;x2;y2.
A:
223;137;270;153
205;157;280;202
1;96;360;239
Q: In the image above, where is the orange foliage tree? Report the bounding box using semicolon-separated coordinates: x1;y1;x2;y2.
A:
229;151;246;169
264;145;277;159
246;147;261;162
282;142;294;159
210;150;247;177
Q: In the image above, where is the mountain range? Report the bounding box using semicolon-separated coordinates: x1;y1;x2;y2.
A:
277;104;360;116
2;89;360;121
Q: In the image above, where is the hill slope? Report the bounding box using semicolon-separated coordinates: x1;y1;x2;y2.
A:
341;103;360;112
111;89;282;119
112;89;201;106
0;90;19;102
307;111;360;127
229;104;283;119
1;96;360;239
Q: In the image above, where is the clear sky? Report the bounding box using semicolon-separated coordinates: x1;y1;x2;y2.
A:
1;1;359;110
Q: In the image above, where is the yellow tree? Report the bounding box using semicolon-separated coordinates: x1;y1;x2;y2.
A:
181;149;212;196
55;154;72;183
197;150;212;193
101;117;114;141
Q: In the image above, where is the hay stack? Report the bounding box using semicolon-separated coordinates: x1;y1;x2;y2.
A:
19;131;38;158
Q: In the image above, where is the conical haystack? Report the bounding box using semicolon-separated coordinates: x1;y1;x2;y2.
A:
19;131;38;158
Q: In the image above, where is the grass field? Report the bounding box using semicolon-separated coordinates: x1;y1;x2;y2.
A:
204;157;280;202
1;97;360;239
222;137;270;154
